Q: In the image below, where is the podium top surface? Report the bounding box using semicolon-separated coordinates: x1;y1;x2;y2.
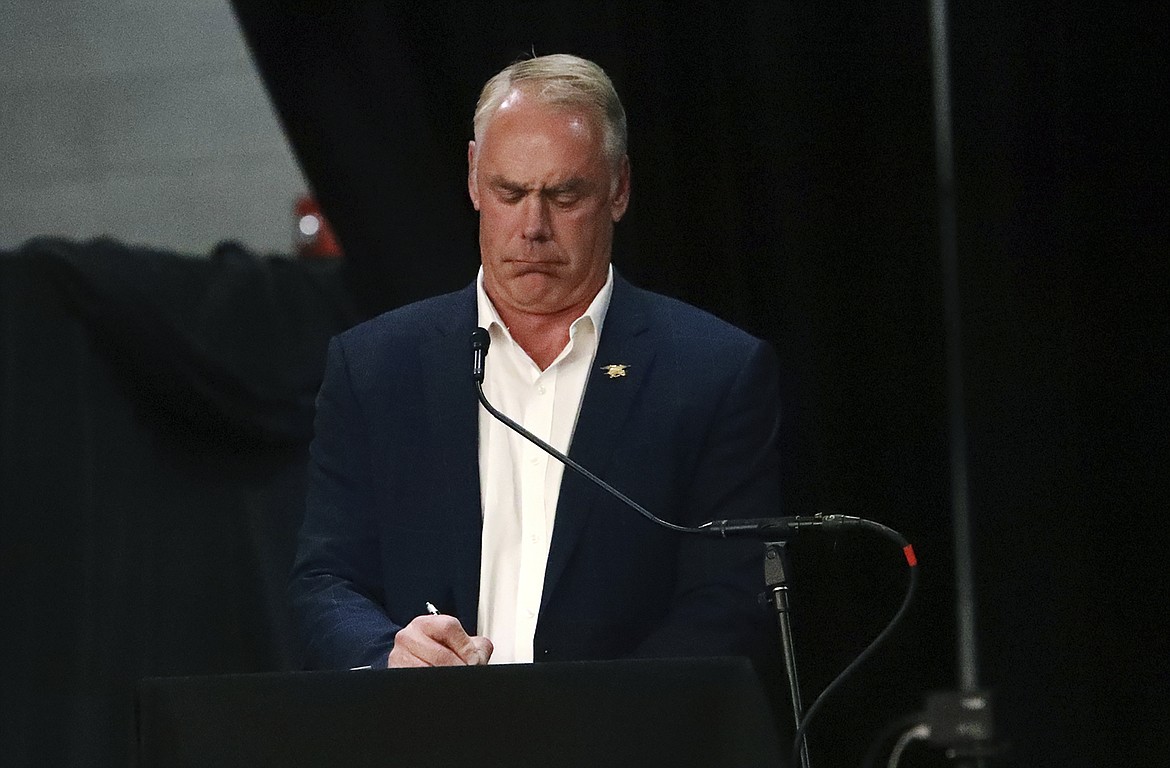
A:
138;656;783;768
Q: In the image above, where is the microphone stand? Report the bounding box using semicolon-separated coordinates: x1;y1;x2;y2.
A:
766;540;812;768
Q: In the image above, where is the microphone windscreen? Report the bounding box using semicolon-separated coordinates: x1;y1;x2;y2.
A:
471;327;490;353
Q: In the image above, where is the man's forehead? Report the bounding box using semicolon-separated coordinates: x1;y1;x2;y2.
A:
486;87;596;136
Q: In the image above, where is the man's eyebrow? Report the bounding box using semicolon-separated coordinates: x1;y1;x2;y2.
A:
487;175;529;191
486;175;594;196
543;178;593;196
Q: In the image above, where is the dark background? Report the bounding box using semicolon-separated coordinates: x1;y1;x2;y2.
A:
2;2;1165;766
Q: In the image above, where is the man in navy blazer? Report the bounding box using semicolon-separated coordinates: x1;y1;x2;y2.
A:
290;54;781;670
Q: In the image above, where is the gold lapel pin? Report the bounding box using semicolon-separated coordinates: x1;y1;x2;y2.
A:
600;364;630;379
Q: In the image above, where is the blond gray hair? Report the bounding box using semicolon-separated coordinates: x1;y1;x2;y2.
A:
473;54;627;167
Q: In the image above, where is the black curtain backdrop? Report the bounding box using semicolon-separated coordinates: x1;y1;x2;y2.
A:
231;2;1167;765
0;240;357;766
0;1;1163;766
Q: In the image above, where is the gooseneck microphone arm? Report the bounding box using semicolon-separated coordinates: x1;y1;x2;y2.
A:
470;327;869;539
477;366;899;554
470;328;695;534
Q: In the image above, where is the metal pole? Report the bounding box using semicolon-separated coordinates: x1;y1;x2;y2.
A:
927;0;981;694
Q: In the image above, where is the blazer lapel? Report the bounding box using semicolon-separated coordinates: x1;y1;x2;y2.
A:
541;275;656;607
418;284;483;628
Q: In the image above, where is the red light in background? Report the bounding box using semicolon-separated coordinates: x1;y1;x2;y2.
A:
294;196;342;259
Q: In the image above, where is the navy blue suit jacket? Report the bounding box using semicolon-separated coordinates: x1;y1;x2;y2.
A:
290;274;782;669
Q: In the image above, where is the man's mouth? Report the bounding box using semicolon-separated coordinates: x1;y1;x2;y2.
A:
506;258;565;267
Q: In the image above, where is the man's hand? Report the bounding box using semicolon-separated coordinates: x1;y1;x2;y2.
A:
388;615;493;668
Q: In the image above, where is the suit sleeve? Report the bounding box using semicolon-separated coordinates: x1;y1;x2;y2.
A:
288;336;399;669
632;338;781;661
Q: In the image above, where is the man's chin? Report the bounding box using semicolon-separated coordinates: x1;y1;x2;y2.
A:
507;269;562;296
496;274;581;314
502;266;568;291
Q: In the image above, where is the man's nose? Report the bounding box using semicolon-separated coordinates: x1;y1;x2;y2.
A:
521;196;552;241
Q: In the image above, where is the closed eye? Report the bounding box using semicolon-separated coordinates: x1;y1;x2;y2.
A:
544;181;593;207
550;191;582;207
492;183;528;204
487;176;594;206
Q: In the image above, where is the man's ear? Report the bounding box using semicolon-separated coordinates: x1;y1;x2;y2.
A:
611;155;631;222
467;141;480;211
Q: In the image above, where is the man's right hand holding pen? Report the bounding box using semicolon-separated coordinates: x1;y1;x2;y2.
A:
387;603;494;668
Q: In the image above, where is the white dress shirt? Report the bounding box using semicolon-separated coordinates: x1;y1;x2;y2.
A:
475;266;613;663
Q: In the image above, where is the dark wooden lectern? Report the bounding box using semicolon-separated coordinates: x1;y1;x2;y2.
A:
137;656;783;767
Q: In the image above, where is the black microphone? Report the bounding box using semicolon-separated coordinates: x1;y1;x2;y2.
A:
471;326;490;384
697;515;869;538
467;327;852;539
